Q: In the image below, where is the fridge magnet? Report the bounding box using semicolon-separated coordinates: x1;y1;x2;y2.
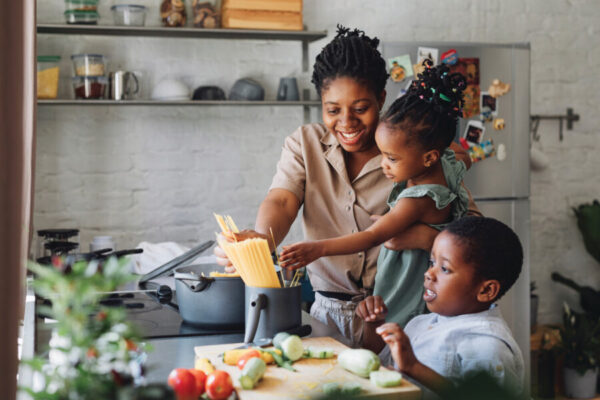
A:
479;106;494;123
496;143;507;161
468;140;496;163
462;84;481;119
450;58;479;85
441;49;458;65
459;137;470;150
493;117;506;130
417;47;439;65
463;120;485;145
480;92;498;116
388;54;413;83
488;79;511;98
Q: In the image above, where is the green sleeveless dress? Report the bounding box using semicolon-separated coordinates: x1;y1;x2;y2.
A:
373;149;469;327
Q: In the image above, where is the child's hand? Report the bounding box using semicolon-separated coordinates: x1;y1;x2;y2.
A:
376;323;418;374
356;295;388;322
279;241;323;270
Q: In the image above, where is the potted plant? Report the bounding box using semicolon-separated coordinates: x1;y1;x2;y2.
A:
21;256;173;400
558;303;600;399
530;281;539;333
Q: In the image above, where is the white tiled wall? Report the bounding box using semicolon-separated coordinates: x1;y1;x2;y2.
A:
36;0;600;324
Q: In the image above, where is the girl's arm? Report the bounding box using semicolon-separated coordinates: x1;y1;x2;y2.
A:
279;196;430;269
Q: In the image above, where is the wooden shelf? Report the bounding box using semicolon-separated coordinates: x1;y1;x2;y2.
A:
36;24;327;42
37;99;321;106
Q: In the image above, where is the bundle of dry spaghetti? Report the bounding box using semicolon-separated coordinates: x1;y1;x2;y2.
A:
214;214;280;288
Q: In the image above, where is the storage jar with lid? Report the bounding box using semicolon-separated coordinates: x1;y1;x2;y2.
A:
191;0;220;28
71;54;106;77
64;10;99;24
111;4;147;26
65;0;98;12
72;76;108;99
37;56;61;99
160;0;186;27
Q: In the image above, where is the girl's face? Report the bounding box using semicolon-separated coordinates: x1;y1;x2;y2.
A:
424;231;486;316
375;123;429;183
321;76;385;153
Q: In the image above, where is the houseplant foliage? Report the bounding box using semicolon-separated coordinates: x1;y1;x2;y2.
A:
22;256;154;400
573;199;600;265
558;303;600;376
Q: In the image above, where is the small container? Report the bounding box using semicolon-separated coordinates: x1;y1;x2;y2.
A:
72;76;108;99
37;56;61;99
191;0;220;28
65;0;98;12
90;236;116;252
71;54;106;77
64;10;99;24
111;4;147;26
160;0;186;27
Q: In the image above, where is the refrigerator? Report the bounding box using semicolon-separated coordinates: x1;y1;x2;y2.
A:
382;42;531;392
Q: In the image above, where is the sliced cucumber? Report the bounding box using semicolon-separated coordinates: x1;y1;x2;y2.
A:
307;347;335;359
272;332;291;350
280;334;304;361
369;370;403;387
240;357;267;389
341;382;362;395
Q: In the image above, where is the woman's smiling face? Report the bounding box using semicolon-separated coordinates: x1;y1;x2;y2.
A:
321;76;384;154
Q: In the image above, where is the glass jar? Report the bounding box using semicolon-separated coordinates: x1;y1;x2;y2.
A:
37;56;61;99
71;54;107;77
160;0;187;27
72;76;108;99
191;0;220;28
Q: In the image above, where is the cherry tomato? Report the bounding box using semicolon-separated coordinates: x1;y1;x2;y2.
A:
167;368;197;400
206;370;234;400
188;368;207;395
237;349;261;370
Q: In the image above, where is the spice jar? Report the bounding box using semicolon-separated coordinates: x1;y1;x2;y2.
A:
37;56;61;99
191;0;220;28
161;0;186;27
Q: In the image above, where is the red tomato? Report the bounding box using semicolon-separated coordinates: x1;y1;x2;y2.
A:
188;368;207;395
167;368;197;400
206;370;234;400
237;350;261;370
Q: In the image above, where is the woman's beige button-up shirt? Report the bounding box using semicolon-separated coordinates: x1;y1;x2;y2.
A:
270;123;392;294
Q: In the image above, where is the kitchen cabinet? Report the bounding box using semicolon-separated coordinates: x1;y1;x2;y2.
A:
36;23;327;121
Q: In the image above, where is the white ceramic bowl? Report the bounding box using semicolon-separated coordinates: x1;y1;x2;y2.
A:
151;79;190;101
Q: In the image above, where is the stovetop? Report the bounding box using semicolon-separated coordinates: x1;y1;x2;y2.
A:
101;292;244;339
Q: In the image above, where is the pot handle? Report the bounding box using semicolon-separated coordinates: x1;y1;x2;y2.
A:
177;274;215;292
244;293;266;344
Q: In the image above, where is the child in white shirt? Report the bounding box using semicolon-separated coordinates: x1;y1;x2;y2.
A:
358;216;524;397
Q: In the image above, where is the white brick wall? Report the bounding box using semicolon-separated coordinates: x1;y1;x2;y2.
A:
36;0;600;323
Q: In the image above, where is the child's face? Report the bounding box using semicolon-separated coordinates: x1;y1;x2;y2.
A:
424;231;487;316
375;124;428;183
321;76;385;154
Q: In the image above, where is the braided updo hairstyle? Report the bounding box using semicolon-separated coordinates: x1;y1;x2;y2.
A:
312;25;389;97
382;59;467;151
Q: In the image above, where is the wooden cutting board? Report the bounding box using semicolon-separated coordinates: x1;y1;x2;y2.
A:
194;337;421;400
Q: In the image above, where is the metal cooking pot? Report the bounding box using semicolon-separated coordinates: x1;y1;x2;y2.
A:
174;264;245;328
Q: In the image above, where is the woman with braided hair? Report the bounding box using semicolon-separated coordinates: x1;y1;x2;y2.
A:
280;59;473;333
215;26;476;345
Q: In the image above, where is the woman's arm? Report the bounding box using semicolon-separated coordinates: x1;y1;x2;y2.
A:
280;196;429;269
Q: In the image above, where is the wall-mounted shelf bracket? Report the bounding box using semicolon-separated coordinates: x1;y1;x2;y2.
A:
530;108;579;142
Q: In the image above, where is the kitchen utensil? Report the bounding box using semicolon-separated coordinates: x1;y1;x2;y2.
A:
276;77;299;101
174;264;245;328
109;71;140;100
192;85;226;100
111;4;147;26
151;78;190;100
138;240;214;283
244;284;302;343
229;78;264;101
71;54;106;77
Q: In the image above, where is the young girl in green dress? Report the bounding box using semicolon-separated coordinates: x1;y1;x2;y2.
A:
280;60;470;327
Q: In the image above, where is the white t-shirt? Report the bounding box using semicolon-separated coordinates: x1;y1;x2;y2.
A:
379;306;524;396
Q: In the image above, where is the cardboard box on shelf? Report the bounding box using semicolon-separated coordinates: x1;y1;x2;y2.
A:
221;8;302;30
222;0;302;12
